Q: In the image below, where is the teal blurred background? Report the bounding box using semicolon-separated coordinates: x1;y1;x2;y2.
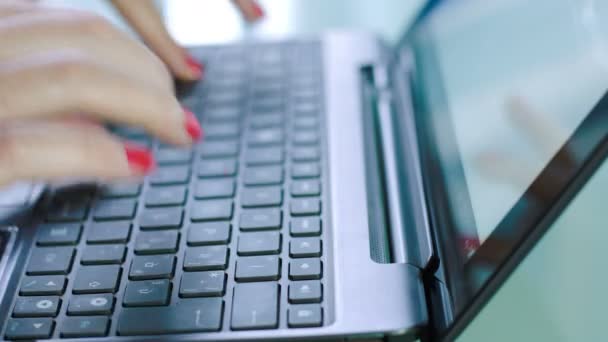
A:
40;1;608;340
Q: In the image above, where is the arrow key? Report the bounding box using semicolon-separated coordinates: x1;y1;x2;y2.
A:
288;304;322;328
289;281;322;304
289;258;322;280
19;275;65;296
73;265;121;294
289;238;321;258
4;318;53;340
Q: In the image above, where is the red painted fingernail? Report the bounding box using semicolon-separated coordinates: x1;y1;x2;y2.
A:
185;55;204;79
124;143;156;175
184;108;202;141
251;1;264;19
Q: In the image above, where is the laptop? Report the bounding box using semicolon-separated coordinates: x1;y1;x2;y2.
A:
1;0;607;340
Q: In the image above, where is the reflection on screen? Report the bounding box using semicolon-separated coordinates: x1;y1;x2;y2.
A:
415;0;608;256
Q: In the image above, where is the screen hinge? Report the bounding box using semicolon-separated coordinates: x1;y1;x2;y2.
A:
363;62;436;270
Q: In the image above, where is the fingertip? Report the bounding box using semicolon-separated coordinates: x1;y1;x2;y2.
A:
251;1;265;20
185;54;204;79
183;107;203;141
123;142;156;175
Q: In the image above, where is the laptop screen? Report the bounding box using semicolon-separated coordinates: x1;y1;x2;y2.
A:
407;0;608;323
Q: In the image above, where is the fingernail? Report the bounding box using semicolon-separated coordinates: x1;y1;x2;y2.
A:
124;143;156;175
185;55;204;79
184;108;202;141
251;1;265;19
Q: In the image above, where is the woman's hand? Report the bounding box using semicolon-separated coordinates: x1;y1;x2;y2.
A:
110;0;264;81
0;2;201;186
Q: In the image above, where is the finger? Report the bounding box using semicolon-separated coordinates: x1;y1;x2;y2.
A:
0;50;200;145
506;96;568;157
0;120;155;187
232;0;265;22
474;150;558;203
474;150;532;188
0;9;172;91
110;0;202;81
0;1;37;17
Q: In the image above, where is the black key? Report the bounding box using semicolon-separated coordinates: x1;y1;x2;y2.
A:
291;198;321;216
291;180;321;197
187;222;231;246
87;221;131;244
251;97;283;112
205;104;241;118
252;84;282;98
241;187;283;208
293;116;318;129
290;238;321;258
81;245;126;265
289;259;322;280
118;298;223;335
293;102;318;115
114;126;147;138
5;318;54;340
156;147;193;165
145;186;187;207
46;198;89;222
183;246;229;271
198;158;238;178
247;129;284;146
129;255;175;280
240;209;282;231
244;166;283;186
179;271;226;297
135;230;180;255
292;130;319;145
26;247;74;275
289;281;322;304
245;147;284;165
13;297;61;317
206;92;242;106
93;199;137;221
36;223;81;246
290;217;322;236
123;279;171;307
190;199;233;221
60;316;109;338
139;207;184;230
231;282;279;330
292;88;318;101
149;165;191;185
20;276;65;296
73;265;121;294
200;141;239;158
126;137;152;148
288;304;323;327
235;256;280;282
250;113;284;129
292;162;320;179
67;294;114;315
292;147;320;161
237;232;281;256
194;179;235;199
205;122;240;139
100;182;141;198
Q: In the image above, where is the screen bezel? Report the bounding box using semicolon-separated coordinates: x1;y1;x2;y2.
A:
404;0;608;338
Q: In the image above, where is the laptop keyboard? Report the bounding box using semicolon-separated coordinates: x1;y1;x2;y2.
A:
3;41;330;339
